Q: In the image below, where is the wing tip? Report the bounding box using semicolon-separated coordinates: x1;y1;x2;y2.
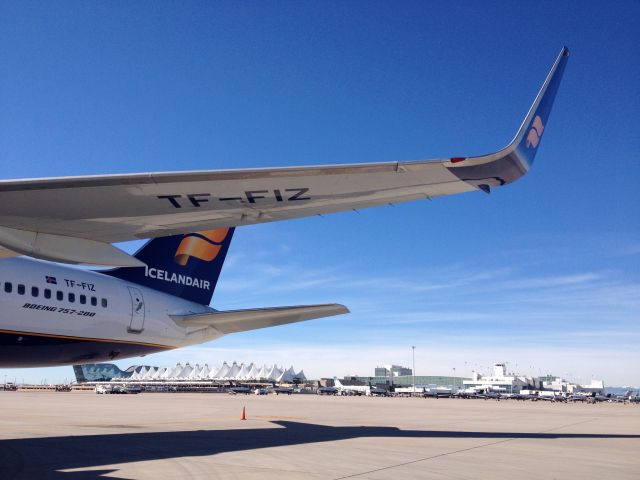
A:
445;46;569;190
334;304;350;315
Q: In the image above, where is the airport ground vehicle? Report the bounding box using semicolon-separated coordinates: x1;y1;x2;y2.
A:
95;384;110;394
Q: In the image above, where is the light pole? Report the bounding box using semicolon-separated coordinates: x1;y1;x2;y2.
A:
411;346;416;396
453;367;456;391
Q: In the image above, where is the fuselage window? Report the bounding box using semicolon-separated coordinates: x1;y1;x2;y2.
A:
56;291;63;301
91;296;97;306
101;298;108;308
44;289;51;299
17;284;25;295
4;282;12;293
68;292;75;303
80;294;86;304
31;286;39;297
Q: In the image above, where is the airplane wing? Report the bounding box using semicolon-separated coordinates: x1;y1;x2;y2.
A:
171;304;349;334
0;48;569;266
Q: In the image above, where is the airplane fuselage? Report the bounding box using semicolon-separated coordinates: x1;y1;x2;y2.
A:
0;258;220;367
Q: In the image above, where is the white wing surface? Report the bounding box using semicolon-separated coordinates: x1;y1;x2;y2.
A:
0;48;569;266
172;304;349;334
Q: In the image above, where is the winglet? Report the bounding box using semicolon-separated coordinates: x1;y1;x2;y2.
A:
511;46;570;168
446;47;569;191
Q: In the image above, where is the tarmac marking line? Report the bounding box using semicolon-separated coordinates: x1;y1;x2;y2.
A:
332;418;597;479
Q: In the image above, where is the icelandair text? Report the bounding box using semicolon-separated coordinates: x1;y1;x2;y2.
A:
145;267;210;290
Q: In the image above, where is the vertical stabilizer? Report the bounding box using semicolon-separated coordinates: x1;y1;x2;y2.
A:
104;228;234;305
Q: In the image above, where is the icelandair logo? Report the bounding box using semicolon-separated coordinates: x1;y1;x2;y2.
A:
525;115;545;149
141;229;230;291
174;228;230;266
144;266;211;290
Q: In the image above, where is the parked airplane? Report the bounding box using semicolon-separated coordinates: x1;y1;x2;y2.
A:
228;386;252;395
368;386;388;397
333;377;371;396
317;386;339;395
273;386;294;395
0;48;569;368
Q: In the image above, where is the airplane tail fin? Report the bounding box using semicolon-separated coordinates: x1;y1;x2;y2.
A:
333;376;343;387
103;228;234;305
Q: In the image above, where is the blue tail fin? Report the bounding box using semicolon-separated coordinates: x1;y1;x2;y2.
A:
104;228;234;305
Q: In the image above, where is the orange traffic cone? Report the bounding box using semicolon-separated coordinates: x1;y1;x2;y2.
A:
240;406;246;420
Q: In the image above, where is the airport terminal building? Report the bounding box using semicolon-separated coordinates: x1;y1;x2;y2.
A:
73;361;604;397
461;363;604;395
327;365;468;389
74;361;307;385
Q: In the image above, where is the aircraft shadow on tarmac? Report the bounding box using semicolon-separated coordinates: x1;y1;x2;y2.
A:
1;421;638;479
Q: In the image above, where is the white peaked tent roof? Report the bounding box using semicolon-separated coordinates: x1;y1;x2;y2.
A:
142;367;159;381
248;363;261;379
226;362;242;379
122;361;306;383
166;363;179;380
265;364;283;381
237;363;253;379
187;364;202;380
211;362;230;379
199;364;211;379
276;366;297;383
175;363;193;379
228;362;241;379
163;363;183;379
207;364;220;379
257;364;270;379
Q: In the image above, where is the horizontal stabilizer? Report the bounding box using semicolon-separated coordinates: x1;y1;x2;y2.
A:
172;304;349;334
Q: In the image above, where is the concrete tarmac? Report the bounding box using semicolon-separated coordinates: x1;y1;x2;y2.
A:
0;391;638;479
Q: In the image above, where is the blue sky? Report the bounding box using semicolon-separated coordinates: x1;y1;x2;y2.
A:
1;2;638;386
